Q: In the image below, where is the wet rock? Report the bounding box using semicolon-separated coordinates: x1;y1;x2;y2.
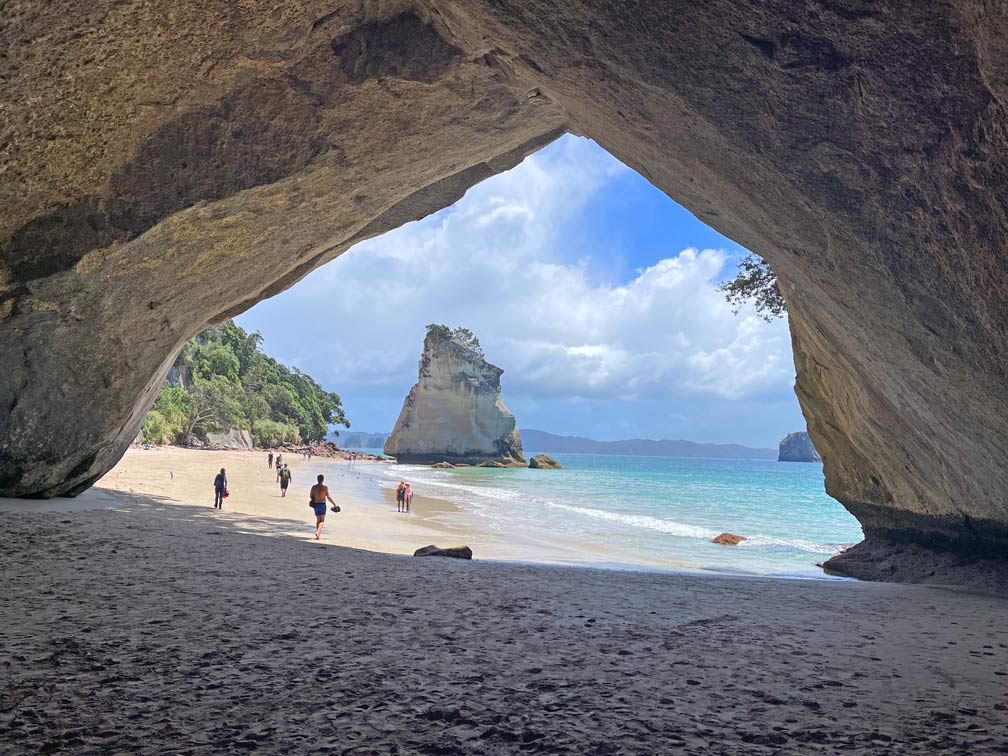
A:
413;545;473;560
432;461;455;469
713;533;746;546
528;454;562;469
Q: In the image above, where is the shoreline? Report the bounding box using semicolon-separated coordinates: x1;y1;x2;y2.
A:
3;446;850;581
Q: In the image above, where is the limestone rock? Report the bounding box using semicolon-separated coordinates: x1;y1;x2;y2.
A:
778;432;822;463
3;1;1008;584
528;454;562;469
713;533;746;546
413;545;473;560
205;428;254;451
432;461;455;469
384;329;525;466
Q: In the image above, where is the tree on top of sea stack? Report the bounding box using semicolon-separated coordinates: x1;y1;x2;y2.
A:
384;325;525;466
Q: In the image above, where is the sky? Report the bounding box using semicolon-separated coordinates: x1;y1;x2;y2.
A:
236;135;807;448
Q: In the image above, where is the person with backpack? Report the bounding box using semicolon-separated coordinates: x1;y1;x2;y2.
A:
278;464;292;497
213;468;227;509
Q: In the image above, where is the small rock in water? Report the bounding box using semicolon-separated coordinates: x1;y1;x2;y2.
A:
528;454;562;469
431;461;455;468
712;532;746;546
414;544;473;559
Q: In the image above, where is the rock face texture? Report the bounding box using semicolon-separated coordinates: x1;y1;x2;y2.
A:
778;432;822;463
205;428;254;451
3;2;1008;583
384;330;524;466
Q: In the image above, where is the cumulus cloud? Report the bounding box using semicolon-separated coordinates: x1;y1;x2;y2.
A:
238;135;799;439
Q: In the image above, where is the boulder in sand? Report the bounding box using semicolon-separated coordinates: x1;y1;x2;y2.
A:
414;545;473;560
528;454;562;469
713;533;747;546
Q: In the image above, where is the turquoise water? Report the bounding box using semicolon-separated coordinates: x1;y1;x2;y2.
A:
382;452;863;579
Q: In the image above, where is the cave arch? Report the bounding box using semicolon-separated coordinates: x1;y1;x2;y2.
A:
2;2;1007;582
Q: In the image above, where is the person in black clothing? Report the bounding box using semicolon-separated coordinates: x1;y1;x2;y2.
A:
213;468;227;509
278;464;292;497
267;452;274;469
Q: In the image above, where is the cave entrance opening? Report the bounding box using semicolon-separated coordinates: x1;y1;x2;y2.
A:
218;134;863;578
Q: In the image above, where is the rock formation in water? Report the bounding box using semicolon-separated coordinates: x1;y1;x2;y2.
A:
528;454;562;470
384;328;525;466
778;432;822;463
713;533;747;546
3;2;1008;584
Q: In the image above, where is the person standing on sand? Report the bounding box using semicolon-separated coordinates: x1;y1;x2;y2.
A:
276;454;283;481
404;482;413;513
278;464;292;497
213;468;227;509
309;474;338;540
396;481;406;513
267;452;273;469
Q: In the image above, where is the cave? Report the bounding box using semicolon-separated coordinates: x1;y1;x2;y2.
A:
2;1;1007;584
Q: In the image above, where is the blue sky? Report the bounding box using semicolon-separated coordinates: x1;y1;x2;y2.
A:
236;135;806;448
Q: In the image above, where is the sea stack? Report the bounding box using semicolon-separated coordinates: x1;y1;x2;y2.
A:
384;325;525;466
778;432;822;463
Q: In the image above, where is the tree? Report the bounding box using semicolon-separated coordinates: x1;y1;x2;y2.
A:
426;323;485;359
718;253;787;321
141;319;349;447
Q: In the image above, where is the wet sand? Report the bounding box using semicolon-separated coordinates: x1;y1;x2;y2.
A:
1;449;1007;753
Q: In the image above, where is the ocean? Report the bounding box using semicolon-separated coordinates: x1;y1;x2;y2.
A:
375;452;864;579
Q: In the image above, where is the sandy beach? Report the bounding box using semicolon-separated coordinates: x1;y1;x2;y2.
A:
1;448;1007;753
91;447;675;569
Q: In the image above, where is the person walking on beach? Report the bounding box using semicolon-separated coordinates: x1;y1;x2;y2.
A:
267;451;273;469
396;481;406;513
403;481;413;513
278;464;292;497
309;474;338;540
213;467;227;509
275;454;283;481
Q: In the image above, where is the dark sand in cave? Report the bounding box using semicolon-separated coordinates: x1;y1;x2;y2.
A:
2;493;1007;755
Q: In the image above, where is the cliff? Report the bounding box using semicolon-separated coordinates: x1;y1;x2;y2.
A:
778;432;822;463
384;329;524;466
3;2;1008;585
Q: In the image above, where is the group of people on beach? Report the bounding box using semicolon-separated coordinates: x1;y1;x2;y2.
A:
212;454;416;540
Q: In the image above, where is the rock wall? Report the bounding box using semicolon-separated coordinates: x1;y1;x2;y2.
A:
384;330;524;465
2;1;1008;582
205;428;254;451
778;432;821;463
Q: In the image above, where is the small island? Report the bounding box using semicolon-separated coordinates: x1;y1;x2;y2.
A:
778;431;822;463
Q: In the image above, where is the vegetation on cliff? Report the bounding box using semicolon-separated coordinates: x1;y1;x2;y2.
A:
142;320;348;447
426;323;484;358
719;254;786;321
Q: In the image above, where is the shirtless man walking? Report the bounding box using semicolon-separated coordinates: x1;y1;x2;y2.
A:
309;474;338;541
